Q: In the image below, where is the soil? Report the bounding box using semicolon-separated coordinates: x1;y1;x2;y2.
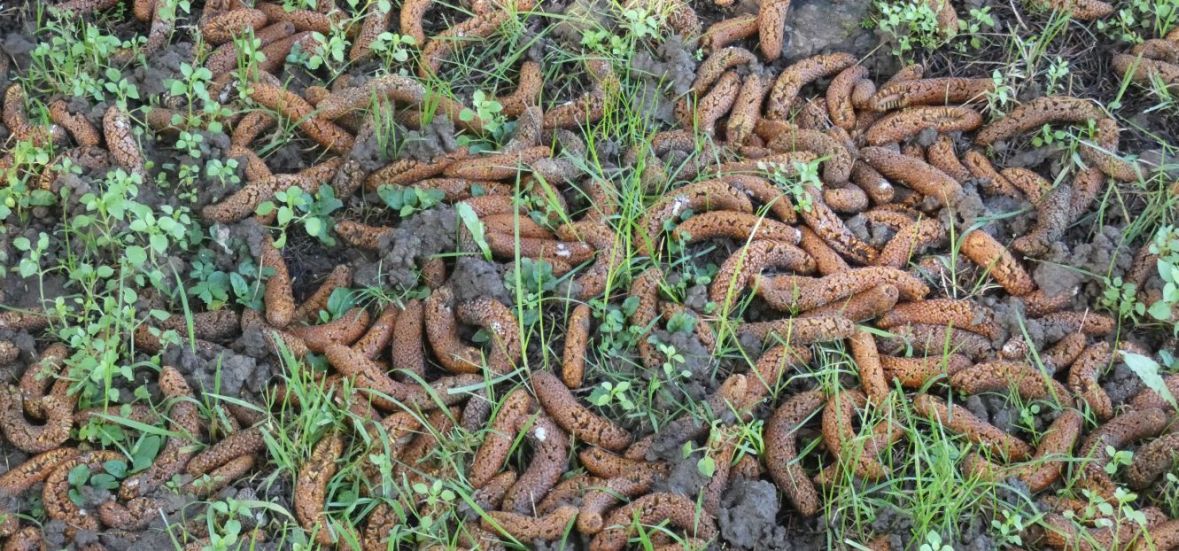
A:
718;477;789;549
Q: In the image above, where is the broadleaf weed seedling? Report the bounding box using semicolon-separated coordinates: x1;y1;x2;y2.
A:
1045;56;1071;95
761;158;824;212
1099;276;1146;321
506;258;558;325
1066;487;1150;535
304;25;352;77
459;90;508;145
1145;225;1179;331
318;287;359;323
620;6;663;40
955;6;996;51
1104;445;1134;475
103;66;141;110
681;440;716;477
589;380;636;411
188;242;264;311
371;32;417;70
205;157;242;188
991;509;1026;547
377;185;445;217
67;461;123;505
655;341;690;380
985;70;1017;114
1096;0;1179;43
27;168;204;403
256;185;344;248
917;531;953;551
456;202;492;261
28;11;123;100
870;0;949;60
591;296;640;356
166;62;233;133
1122;350;1179;409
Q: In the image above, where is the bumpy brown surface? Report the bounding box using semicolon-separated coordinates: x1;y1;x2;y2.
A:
533;371;632;451
1;1;1176;548
914;394;1033;461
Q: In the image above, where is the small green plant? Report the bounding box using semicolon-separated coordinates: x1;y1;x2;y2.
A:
1017;402;1041;432
872;0;950;59
665;309;697;334
655;342;690;380
283;0;320;9
28;15;124;100
103;67;142;110
371;92;403;156
1067;487;1150;530
1145;225;1179;331
70;169;198;285
377;185;444;217
917;531;953;551
1096;0;1179;43
127;433;164;472
156;0;192;23
1161;472;1179;517
370;31;417;69
43;168;204;403
165;62;228;131
189;252;263;310
578;4;659;59
683;441;717;477
366;451;396;497
67;432;159;505
1122;350;1179;409
175;130;205;159
1030;124;1071;148
1045;56;1071;95
1099;276;1146;321
762;158;823;212
986;70;1016;113
620;6;663;40
203;499;249;551
205;158;241;188
412;479;456;531
74;403;150;446
317;288;358;323
459;90;507;138
581;28;631;57
1104;445;1134;475
956;6;996;50
256;185;343;247
232;32;268;87
455;202;492;261
202;498;292;551
1032;122;1084;152
592;297;641;356
1138;69;1179;113
12;232;50;279
126;205;197;280
68;461;122;505
1;140;54;191
507;258;557;325
589;380;636;411
310;28;350;72
991;509;1025;547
